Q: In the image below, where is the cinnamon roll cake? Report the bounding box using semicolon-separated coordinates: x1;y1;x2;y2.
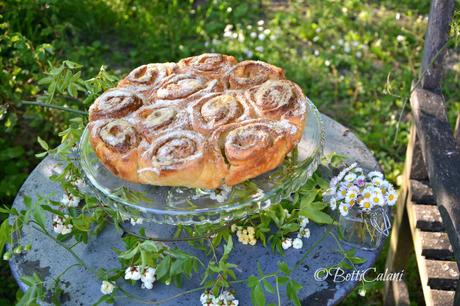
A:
88;53;308;189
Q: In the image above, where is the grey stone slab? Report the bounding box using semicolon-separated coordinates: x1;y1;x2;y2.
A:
9;115;382;305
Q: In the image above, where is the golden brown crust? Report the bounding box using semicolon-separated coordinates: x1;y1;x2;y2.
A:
87;54;308;189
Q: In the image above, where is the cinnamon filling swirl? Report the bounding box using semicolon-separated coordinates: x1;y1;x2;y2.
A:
141;131;205;170
189;94;250;134
156;74;209;100
227;61;284;89
180;53;237;72
247;80;306;120
99;119;138;152
89;89;143;121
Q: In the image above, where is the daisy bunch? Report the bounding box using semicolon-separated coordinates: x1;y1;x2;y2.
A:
324;163;397;216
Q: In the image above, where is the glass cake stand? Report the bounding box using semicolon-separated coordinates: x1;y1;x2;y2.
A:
79;99;324;225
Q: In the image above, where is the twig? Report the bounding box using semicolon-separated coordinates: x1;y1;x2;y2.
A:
21;100;88;116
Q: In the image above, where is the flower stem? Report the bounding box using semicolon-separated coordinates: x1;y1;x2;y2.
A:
31;223;89;270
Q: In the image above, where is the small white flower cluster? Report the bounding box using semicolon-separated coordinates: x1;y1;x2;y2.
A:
124;266;156;289
281;216;310;250
52;215;73;235
100;280;115;295
336;38;368;58
200;290;239;306
325;163;397;216
231;225;257;246
61;193;80;207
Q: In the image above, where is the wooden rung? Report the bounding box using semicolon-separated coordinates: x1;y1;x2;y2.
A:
425;259;459;290
420;231;454;260
410;179;435;204
429;289;455;306
413;205;444;231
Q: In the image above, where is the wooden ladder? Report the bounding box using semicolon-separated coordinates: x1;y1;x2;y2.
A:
383;1;460;305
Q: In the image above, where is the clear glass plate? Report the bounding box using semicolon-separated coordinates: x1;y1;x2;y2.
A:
79;99;324;225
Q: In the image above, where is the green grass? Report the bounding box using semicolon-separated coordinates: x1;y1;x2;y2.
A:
0;0;459;304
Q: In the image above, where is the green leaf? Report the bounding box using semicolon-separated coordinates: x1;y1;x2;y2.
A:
140;240;159;253
156;256;171;280
263;279;274;294
251;284;266;306
299;208;333;224
223;235;233;257
349;256;367;265
0;219;11;257
287;280;302;306
247;275;259;288
63;60;82;69
278;262;290;275
118;246;139;260
37;137;49;150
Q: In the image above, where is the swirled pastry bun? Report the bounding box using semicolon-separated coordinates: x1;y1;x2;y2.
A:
88;53;308;188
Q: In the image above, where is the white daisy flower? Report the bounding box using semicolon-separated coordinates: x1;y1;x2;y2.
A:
282;238;293;250
292;238;303;249
124;266;141;280
386;189;398;206
380;179;390;189
258;33;265;41
371;176;384;187
359;199;373;212
330;176;339;187
362;187;373;200
226;7;232;13
257;20;264;26
367;171;383;179
330;197;337;210
250;32;257;39
370;193;385;206
337;185;348;200
263;28;271;35
100;281;115;295
345;186;359;206
255;46;264;52
339;203;350;216
344;173;357;183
